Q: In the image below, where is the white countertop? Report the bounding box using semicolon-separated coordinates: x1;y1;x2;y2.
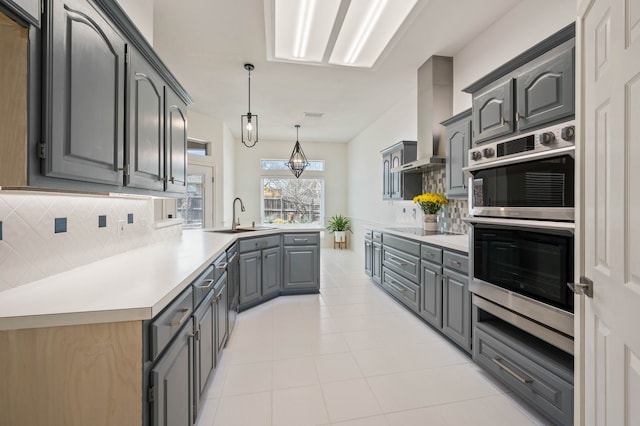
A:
0;227;322;331
366;225;469;253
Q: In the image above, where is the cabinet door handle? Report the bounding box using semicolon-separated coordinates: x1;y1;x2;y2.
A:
293;238;308;243
170;176;175;184
216;262;228;270
195;279;214;290
491;357;533;384
501;116;508;126
228;252;238;262
515;112;521;122
170;308;191;327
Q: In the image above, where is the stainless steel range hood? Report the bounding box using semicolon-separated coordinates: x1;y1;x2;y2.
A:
391;56;452;174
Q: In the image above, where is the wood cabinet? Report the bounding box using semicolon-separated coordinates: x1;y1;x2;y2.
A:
44;0;126;186
465;24;575;146
443;109;472;199
284;233;320;291
0;0;40;27
380;141;421;200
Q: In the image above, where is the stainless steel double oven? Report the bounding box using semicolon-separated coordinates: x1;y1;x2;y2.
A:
464;120;576;354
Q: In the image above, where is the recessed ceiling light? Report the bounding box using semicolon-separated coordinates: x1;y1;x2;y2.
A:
274;0;341;63
329;0;418;67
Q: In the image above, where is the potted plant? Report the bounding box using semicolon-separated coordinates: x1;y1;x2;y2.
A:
413;193;448;231
327;214;352;246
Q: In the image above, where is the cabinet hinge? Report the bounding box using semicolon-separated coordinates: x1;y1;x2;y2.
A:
40;0;44;15
38;143;46;159
148;386;155;403
125;48;129;64
194;329;201;341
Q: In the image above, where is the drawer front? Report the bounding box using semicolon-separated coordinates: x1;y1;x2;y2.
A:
192;265;215;309
443;251;469;273
283;233;319;246
474;327;573;426
383;245;420;283
150;286;194;361
383;233;420;256
212;252;228;282
421;244;443;264
382;268;420;312
372;231;382;242
239;235;281;252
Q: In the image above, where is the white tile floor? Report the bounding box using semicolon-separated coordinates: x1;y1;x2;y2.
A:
196;249;552;426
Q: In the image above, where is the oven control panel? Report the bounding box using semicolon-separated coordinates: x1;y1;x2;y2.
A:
468;121;575;167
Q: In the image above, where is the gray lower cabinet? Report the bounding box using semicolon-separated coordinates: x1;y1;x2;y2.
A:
472;79;513;145
372;241;382;285
239;236;282;309
442;251;471;352
284;245;319;290
44;0;126;186
420;259;442;328
515;44;574;131
127;48;165;191
213;273;228;360
443;109;472;199
193;289;215;415
364;234;373;277
382;267;420;313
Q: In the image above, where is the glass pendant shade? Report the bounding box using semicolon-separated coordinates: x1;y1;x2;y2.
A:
241;64;258;148
286;125;310;178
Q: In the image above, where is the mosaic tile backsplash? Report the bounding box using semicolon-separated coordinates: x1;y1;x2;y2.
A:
423;168;469;234
0;193;182;291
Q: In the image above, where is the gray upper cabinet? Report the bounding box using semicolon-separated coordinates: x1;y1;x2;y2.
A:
515;46;574;131
381;141;420;200
472;79;513;145
44;0;125;186
127;48;164;191
164;87;187;193
443;109;472;199
1;0;40;26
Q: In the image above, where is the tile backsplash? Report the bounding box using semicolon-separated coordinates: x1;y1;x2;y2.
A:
422;168;469;234
0;193;182;292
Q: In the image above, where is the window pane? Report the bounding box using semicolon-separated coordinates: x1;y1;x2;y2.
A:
177;174;205;229
262;177;323;224
187;140;208;156
261;159;324;171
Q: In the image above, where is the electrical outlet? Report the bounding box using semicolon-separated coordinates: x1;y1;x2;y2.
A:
117;220;126;238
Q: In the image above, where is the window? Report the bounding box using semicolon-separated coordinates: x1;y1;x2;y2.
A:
177;174;205;229
187;139;209;156
262;177;323;224
261;159;324;171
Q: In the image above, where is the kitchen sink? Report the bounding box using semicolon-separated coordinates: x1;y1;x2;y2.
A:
207;226;276;234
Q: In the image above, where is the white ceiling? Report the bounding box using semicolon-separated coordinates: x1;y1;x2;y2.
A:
153;0;522;144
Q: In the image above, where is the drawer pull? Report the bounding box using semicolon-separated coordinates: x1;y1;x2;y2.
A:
195;279;214;290
228;252;238;262
388;281;406;293
169;308;191;327
216;262;228;270
448;260;462;267
492;357;533;384
389;258;407;267
293;238;308;243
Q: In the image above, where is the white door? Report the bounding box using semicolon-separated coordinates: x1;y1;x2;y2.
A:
581;0;640;424
177;164;214;229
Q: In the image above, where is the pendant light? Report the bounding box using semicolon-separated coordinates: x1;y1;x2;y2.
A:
286;125;310;178
241;63;258;147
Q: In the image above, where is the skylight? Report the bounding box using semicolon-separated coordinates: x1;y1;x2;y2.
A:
269;0;419;68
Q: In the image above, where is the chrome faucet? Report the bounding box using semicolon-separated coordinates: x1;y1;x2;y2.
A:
232;197;245;231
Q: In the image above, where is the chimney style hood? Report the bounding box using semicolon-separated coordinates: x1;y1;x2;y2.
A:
391;56;453;173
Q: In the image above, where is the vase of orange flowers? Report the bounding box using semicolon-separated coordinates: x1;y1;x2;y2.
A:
413;193;448;231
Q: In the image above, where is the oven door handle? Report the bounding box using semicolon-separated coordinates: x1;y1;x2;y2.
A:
462;145;575;173
463;216;575;233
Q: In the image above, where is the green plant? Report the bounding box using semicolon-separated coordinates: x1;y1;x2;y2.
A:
326;214;352;233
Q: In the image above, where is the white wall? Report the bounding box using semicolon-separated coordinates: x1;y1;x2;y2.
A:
233;139;348;247
347;0;577;256
222;124;235;227
452;0;576;113
116;0;154;45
